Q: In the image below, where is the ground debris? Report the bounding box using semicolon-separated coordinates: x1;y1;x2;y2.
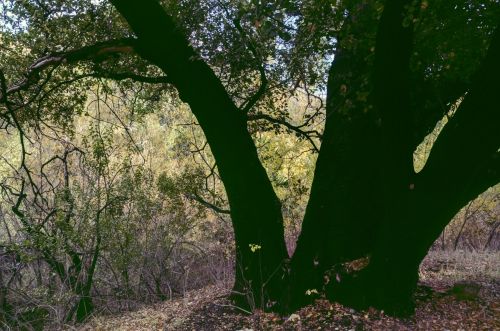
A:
81;279;499;330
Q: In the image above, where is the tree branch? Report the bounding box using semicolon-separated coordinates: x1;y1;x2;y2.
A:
419;23;500;206
189;193;230;214
231;17;268;113
1;38;137;99
373;0;415;177
110;0;290;284
247;113;321;153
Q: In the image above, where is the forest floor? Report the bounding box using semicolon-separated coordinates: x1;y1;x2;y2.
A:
80;250;499;331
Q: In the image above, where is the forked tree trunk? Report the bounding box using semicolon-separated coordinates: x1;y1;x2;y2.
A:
110;0;499;316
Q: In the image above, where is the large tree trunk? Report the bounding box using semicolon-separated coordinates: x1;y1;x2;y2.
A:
338;0;418;314
290;0;500;316
287;3;382;311
110;0;289;309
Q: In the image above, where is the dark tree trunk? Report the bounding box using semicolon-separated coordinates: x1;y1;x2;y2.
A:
339;0;419;314
287;3;382;311
287;0;414;313
110;0;289;309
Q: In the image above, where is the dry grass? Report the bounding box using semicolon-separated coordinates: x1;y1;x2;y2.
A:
420;249;500;284
76;285;230;331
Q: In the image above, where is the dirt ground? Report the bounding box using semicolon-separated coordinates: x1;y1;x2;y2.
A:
80;250;499;331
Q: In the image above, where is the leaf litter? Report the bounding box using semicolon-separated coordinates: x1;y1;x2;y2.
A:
80;278;498;330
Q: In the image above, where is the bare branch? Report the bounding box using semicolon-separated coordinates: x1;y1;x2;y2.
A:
247;113;321;153
1;39;137;98
231;17;268;113
188;193;230;214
